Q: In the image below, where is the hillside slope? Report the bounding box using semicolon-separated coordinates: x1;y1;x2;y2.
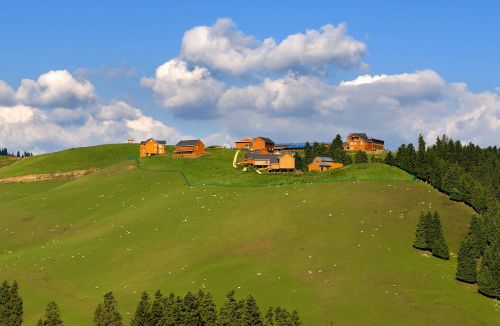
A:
0;147;497;325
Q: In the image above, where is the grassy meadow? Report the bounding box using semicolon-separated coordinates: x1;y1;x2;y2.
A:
0;145;498;325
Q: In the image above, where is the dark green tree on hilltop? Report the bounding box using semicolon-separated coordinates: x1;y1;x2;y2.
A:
93;292;122;326
354;150;368;164
149;290;164;325
384;151;395;165
218;290;244;325
456;235;478;283
198;290;217;325
38;301;63;326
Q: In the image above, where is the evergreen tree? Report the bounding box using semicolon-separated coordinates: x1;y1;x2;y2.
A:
131;291;151;326
426;212;441;248
293;153;306;172
198;290;217;326
303;142;313;166
477;245;500;298
354;150;368;164
290;310;301;326
149;290;163;325
39;301;63;326
264;307;274;326
242;295;263;326
93;292;122;326
273;307;291;326
0;281;10;324
183;291;201;325
6;281;23;326
413;212;429;250
469;215;487;257
158;293;176;325
384;152;395;165
431;230;450;260
218;290;243;325
456;235;478;283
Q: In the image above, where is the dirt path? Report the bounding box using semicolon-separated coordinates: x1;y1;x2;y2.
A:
0;168;97;183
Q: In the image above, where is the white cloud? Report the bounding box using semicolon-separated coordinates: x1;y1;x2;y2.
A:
15;70;96;107
211;70;500;147
181;18;367;75
0;71;187;153
0;81;16;105
141;58;224;118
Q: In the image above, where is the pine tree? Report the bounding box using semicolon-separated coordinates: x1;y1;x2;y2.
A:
39;301;63;326
477;245;500;298
426;211;441;248
264;307;274;326
183;291;201;325
150;290;164;325
218;290;243;325
0;281;10;325
354;150;368;164
456;235;478;283
384;152;394;165
290;310;301;326
6;281;23;326
242;295;263;326
432;230;450;260
131;291;151;326
273;307;291;326
413;212;429;250
93;292;122;326
469;215;487;257
198;290;217;326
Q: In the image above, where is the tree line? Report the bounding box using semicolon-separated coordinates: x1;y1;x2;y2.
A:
294;134;373;171
0;281;301;325
398;135;499;299
0;148;33;158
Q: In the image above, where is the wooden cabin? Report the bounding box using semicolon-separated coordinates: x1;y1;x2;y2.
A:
173;139;206;158
140;138;166;157
308;157;343;172
343;133;384;151
235;137;253;150
251;137;275;152
242;152;295;171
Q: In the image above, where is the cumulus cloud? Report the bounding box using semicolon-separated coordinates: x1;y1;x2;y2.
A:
0;71;189;153
211;70;500;147
15;70;96;107
141;58;224;118
181;18;367;75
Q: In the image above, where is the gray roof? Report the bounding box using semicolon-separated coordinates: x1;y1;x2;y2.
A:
247;153;279;163
348;133;369;141
256;137;275;145
317;156;334;162
175;139;201;147
140;138;166;145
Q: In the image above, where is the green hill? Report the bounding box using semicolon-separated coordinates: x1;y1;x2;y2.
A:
0;145;497;325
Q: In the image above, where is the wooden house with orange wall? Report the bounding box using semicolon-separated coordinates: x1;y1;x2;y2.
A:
308;157;343;171
235;137;253;150
343;133;384;151
140;138;166;157
251;137;275;152
173;139;206;158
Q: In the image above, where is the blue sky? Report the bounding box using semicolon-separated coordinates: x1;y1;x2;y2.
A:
0;1;499;152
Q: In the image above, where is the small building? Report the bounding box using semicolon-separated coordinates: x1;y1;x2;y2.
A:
235;137;253;150
140;138;166;157
173;139;206;158
343;133;384;151
308;157;344;172
242;152;295;171
252;137;275;152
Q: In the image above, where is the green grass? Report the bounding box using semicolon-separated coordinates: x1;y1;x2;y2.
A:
0;146;497;325
139;148;413;186
0;144;138;178
0;156;17;169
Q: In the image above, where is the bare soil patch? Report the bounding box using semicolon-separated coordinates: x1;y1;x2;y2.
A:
0;168;97;183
